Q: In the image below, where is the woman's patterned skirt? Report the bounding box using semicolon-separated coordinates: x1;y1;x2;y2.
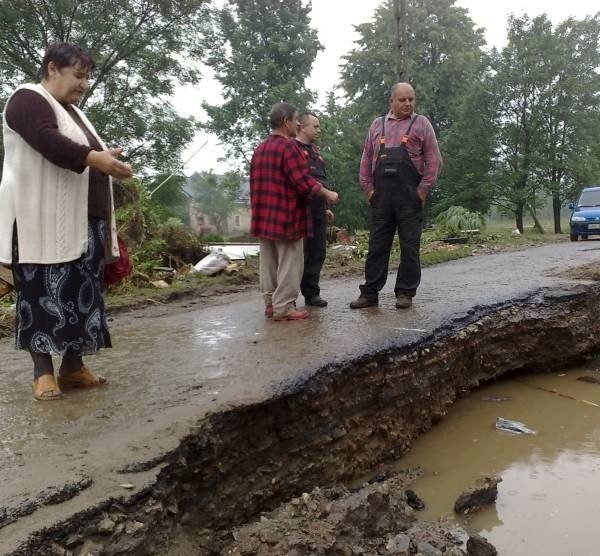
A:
12;217;112;356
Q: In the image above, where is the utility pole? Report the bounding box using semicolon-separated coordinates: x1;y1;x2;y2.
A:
393;0;408;81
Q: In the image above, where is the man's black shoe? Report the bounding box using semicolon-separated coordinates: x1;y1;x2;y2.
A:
306;295;328;307
349;295;378;309
395;294;413;309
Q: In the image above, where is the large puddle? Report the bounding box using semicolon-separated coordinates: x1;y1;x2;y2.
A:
397;358;600;556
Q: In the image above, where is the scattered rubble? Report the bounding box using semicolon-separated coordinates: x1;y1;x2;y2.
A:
577;375;600;385
0;476;92;530
218;471;475;556
466;534;498;556
404;488;426;511
454;476;502;515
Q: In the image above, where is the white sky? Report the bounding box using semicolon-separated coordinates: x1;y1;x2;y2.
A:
176;0;599;175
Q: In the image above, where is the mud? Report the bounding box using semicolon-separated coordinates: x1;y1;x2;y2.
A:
1;242;599;555
0;477;92;531
396;361;600;556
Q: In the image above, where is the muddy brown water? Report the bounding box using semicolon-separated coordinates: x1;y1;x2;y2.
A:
395;359;600;556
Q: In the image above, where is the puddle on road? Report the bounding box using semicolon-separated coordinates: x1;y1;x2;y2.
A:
395;359;600;556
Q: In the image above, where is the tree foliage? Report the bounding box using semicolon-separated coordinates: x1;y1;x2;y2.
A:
146;174;190;225
188;171;243;232
202;0;322;164
0;0;209;174
341;0;485;134
491;14;600;232
317;94;371;232
433;63;496;216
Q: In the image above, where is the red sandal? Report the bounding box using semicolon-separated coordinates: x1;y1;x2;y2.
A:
273;309;310;321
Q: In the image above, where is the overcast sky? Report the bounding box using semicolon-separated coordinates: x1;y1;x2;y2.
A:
176;0;599;175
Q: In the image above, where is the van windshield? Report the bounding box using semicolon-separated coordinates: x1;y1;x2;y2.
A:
578;190;600;207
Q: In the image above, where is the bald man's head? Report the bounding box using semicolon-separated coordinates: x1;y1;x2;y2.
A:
389;82;415;119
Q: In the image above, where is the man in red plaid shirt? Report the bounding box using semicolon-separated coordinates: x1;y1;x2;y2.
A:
251;102;339;321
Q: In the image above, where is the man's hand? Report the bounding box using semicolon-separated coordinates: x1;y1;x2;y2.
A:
417;186;427;206
85;148;134;180
326;209;335;224
326;190;339;205
367;189;375;204
319;186;339;205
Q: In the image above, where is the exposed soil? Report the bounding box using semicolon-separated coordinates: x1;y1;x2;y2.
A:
10;282;600;556
186;470;472;556
560;262;600;282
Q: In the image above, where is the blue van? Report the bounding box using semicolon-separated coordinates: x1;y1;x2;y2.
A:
569;186;600;241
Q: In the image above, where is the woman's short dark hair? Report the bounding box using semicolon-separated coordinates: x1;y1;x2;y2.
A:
41;43;95;78
269;102;298;129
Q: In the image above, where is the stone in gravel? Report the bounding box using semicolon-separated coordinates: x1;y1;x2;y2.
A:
385;532;411;554
78;539;104;556
125;520;146;535
445;548;467;556
466;534;497;556
63;535;83;549
96;516;116;535
417;541;443;556
405;489;426;510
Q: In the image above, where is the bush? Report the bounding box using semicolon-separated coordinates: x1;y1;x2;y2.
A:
202;233;225;243
159;219;209;264
434;206;484;236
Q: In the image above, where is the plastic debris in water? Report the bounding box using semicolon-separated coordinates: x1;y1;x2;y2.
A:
495;417;537;435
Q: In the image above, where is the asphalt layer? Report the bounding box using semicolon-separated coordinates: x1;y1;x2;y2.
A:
1;241;599;552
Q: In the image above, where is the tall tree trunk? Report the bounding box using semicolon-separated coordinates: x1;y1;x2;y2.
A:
526;203;545;233
552;192;562;234
516;204;524;233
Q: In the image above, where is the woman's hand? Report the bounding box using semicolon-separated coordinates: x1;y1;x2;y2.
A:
85;148;134;180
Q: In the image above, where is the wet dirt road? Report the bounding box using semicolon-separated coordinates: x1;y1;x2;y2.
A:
1;241;599;552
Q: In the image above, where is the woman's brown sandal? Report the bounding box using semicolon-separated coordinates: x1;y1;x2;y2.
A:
57;365;108;389
32;374;63;401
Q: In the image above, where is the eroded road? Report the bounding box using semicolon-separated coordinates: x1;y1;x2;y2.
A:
1;241;600;554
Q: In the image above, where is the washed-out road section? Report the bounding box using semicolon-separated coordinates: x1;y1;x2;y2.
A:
0;241;599;554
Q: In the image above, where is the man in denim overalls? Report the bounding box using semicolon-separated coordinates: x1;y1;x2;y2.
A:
350;83;443;309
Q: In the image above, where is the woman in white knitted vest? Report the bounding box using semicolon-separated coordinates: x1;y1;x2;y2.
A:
0;43;133;400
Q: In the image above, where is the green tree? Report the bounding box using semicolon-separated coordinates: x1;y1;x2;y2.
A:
433;66;496;216
188;171;243;232
146;174;191;225
491;14;600;233
533;15;600;232
318;93;371;232
0;0;209;173
341;0;486;135
202;0;322;164
490;15;555;232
